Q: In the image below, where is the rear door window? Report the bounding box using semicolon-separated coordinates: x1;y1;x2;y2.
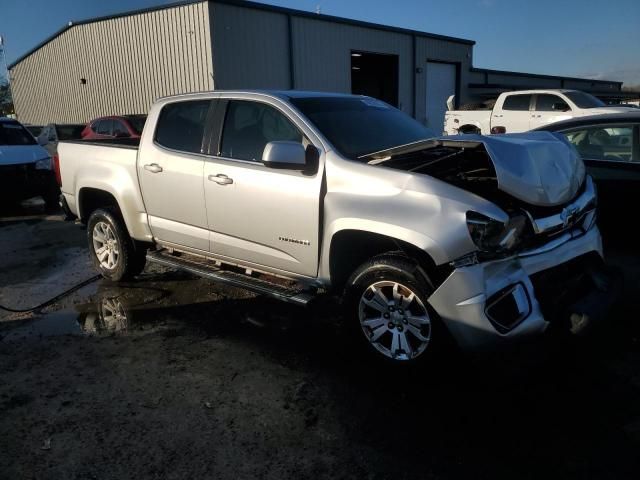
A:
95;120;113;136
220;100;302;162
535;94;570;112
502;94;532;111
113;120;130;137
563;125;636;162
154;100;213;154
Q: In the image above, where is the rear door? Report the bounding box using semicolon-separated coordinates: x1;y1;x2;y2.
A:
494;93;532;133
530;94;573;129
137;99;214;251
203;98;323;277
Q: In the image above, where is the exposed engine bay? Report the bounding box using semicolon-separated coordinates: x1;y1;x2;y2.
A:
364;132;597;256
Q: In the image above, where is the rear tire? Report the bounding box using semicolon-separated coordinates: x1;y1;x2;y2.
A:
87;208;146;281
343;253;446;364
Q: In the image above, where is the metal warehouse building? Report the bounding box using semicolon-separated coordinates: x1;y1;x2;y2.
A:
7;0;629;128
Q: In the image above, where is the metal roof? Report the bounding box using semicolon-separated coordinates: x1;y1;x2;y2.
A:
471;67;623;87
8;0;475;70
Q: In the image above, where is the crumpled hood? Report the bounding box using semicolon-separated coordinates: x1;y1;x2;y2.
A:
442;132;586;207
0;144;50;166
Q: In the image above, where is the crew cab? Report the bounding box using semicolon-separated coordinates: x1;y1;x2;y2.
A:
444;89;637;136
58;91;612;363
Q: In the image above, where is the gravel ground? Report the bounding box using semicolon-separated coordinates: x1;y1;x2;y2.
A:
1;203;639;480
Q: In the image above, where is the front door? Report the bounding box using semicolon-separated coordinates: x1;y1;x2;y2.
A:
137;99;213;251
426;62;457;131
530;94;573;129
204;99;322;277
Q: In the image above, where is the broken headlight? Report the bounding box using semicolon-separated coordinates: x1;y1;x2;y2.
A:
466;211;528;252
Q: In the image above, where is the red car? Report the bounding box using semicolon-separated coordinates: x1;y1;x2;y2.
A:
81;115;147;140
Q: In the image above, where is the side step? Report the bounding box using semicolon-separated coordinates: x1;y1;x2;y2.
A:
146;250;316;306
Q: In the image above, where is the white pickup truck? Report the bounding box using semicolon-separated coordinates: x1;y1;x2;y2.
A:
58;90;613;364
444;89;637;136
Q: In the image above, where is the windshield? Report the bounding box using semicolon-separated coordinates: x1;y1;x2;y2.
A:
290;97;435;159
25;125;43;137
564;91;606;109
57;124;86;140
125;115;147;135
0;122;37;146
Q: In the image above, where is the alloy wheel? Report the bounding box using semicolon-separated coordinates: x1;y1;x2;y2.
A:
358;281;431;361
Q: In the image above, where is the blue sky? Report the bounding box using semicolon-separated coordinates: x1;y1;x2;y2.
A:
1;0;639;85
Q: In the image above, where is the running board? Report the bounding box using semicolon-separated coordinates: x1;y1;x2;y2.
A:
146;250;316;306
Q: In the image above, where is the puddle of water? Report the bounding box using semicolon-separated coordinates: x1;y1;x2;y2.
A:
2;311;83;341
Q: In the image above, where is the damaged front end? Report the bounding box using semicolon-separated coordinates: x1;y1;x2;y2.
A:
364;132;615;349
366;132;596;262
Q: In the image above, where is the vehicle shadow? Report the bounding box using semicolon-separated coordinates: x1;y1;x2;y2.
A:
64;266;640;479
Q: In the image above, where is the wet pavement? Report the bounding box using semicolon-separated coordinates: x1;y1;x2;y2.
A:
1;202;639;479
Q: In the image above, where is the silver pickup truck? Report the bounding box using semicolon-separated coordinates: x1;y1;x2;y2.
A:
59;90;610;363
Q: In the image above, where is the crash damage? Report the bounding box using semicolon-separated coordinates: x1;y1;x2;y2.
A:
363;132;615;347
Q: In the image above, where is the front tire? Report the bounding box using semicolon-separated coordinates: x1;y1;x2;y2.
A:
87;208;146;281
344;254;441;364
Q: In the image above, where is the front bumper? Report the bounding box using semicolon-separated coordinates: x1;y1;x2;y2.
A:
428;225;608;350
0;163;57;202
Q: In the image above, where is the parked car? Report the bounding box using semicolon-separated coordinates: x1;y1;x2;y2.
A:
37;123;85;157
534;112;640;236
58;91;613;363
444;89;637;135
81;114;147;140
0;117;59;211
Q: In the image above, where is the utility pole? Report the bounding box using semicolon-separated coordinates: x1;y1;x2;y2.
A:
0;35;15;117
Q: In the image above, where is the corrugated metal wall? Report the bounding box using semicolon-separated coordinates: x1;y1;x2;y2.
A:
209;3;291;89
209;2;472;121
290;16;414;115
10;1;213;124
415;38;473;124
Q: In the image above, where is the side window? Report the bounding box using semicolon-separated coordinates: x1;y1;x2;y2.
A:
155;99;212;154
48;126;57;141
536;94;570;112
502;94;532;111
220;100;303;162
563;125;635;162
96;120;113;136
113;120;129;137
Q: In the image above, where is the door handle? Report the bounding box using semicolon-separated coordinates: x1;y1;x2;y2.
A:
493;114;503;118
144;163;163;173
208;173;233;185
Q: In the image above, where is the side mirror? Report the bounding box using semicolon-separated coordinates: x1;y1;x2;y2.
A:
552;103;570;112
262;141;306;169
37;135;48;146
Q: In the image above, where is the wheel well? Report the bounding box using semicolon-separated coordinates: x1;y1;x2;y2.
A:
78;188;120;223
329;230;442;292
458;124;481;134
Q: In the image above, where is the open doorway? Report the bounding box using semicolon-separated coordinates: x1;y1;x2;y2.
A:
351;50;399;107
